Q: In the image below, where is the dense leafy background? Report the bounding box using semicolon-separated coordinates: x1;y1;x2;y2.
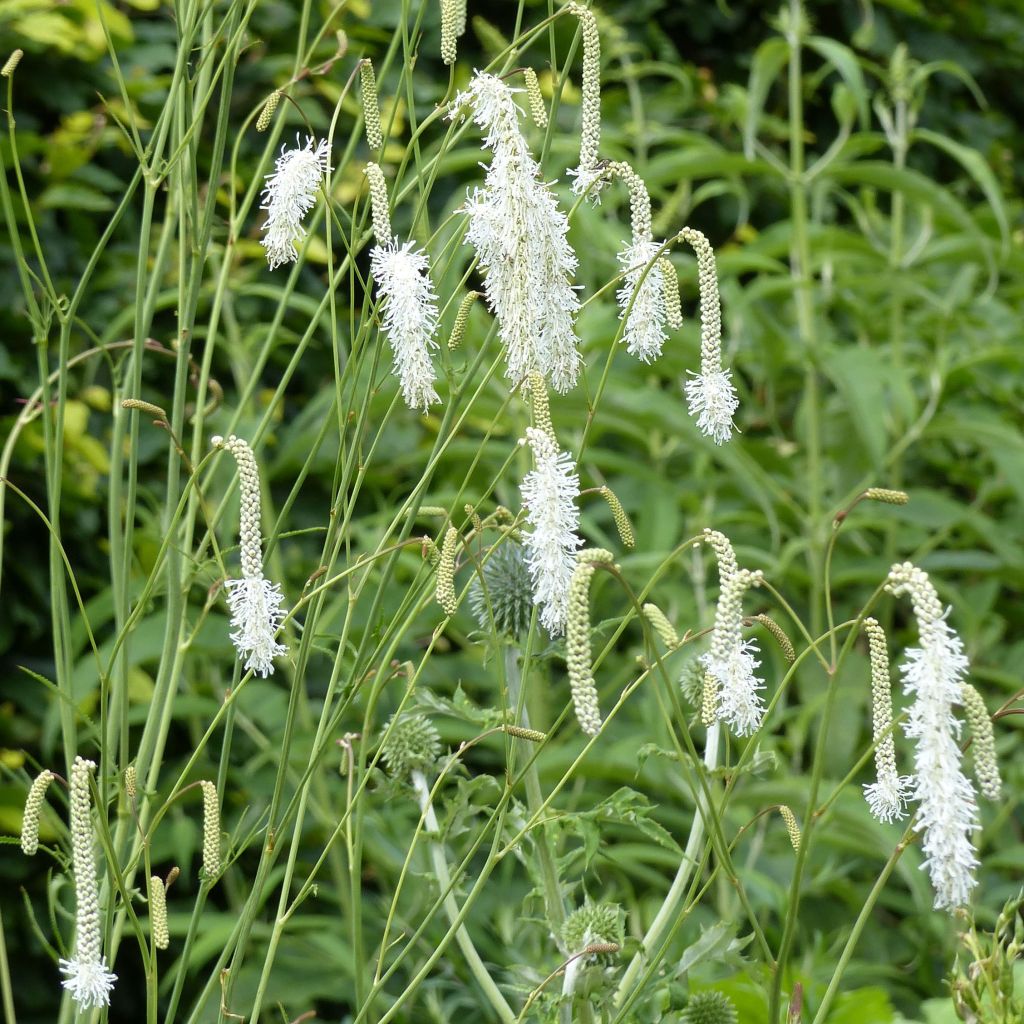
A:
1;1;1021;1022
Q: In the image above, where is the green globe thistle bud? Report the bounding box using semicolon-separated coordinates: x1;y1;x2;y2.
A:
681;991;738;1024
468;541;534;638
679;655;707;709
380;714;442;780
561;901;624;956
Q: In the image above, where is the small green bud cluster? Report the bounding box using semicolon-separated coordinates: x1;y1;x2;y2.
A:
561;900;623;955
681;990;739;1024
381;714;442;780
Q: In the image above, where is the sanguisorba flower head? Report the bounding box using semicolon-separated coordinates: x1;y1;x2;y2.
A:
699;529;765;736
449;72;582;394
212;435;288;677
679;228;739;444
259;136;331;270
520;427;583;637
606;162;672;363
886;561;980;911
365;164;441;413
60;757;117;1010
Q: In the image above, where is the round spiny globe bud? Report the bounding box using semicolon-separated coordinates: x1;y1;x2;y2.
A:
561;901;624;956
380;714;442;780
681;990;738;1024
468;540;534;637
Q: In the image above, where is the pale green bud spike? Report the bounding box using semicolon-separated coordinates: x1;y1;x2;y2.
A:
527;371;555;442
20;770;54;856
436;526;459;616
565;3;603;197
643;603;679;649
778;805;801;851
961;683;1002;800
199;781;221;880
440;0;458;65
448;290;479;350
363;162;392;245
360;60;383;150
605;161;653;245
660;258;683;331
149;876;169;950
256;90;281;132
599;486;634;549
566;549;616;736
865;487;909;505
753;613;795;662
1;50;23;78
523;68;548;127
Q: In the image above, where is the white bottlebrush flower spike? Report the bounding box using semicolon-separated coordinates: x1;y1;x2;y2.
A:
699;529;765;736
259;136;331;270
862;617;913;824
213;435;288;677
679;228;739;444
886;562;980;911
369;242;441;412
520;427;583;636
617;239;668;363
60;757;117;1010
449;72;582;394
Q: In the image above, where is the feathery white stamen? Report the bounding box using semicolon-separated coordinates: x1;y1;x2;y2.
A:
450;72;582;394
679;227;739;444
212;435;289;678
699;530;765;736
370;240;441;412
520;427;583;636
617;239;669;362
59;757;117;1010
886;562;979;911
259;136;331;270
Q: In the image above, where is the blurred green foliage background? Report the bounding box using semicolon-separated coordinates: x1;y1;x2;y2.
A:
1;1;1022;1021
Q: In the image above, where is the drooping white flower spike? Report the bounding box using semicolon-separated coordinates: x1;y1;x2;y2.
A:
59;757;117;1010
699;529;765;736
605;162;672;363
449;71;582;394
861;618;913;824
565;3;605;202
679;228;739;444
365;163;441;413
259;136;331;270
212;435;288;677
885;562;980;911
520;426;583;637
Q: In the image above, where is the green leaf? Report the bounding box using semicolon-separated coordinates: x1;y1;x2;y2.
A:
743;37;789;159
822;345;889;466
912;127;1009;251
806;36;870;129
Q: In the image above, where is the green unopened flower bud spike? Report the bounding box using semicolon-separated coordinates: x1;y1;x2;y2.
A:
643;603;680;649
566;549;616;736
961;683;1002;800
752;613;795;663
660;258;683;332
212;435;288;678
1;50;23;78
436;526;459;616
360;60;383;150
778;805;801;851
149;876;170;950
256;89;281;132
59;757;117;1009
448;290;479;350
200;780;221;880
679;228;739;444
20;769;54;856
599;485;635;548
523;67;548;127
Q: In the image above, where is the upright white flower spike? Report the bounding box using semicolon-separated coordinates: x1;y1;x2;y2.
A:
212;435;288;677
364;164;441;413
606;162;672;363
565;3;605;202
886;562;980;911
259;136;331;270
861;618;913;824
449;72;582;394
679;228;739;444
520;427;583;636
59;757;117;1010
699;529;765;736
